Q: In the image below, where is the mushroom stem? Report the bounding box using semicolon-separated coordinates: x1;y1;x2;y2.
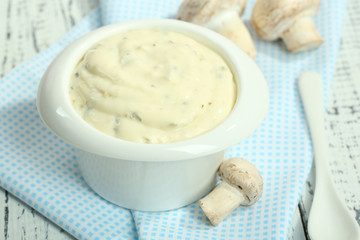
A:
199;181;245;226
206;8;257;58
280;17;323;53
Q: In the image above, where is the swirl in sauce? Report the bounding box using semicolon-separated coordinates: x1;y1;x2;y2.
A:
69;29;236;143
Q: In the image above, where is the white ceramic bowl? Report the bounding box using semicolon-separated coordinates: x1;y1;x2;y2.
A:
37;19;269;211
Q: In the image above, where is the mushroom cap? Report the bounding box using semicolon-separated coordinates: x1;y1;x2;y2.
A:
251;0;321;41
219;158;263;205
177;0;247;25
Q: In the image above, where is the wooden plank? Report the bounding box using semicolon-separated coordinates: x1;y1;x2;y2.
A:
0;0;97;239
298;164;315;240
287;205;307;240
298;0;360;234
0;189;8;239
1;188;75;240
0;0;97;77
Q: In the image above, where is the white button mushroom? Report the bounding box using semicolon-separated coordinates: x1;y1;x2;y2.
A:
251;0;323;53
177;0;257;58
199;157;263;226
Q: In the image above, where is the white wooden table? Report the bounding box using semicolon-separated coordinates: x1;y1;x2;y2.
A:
1;0;359;239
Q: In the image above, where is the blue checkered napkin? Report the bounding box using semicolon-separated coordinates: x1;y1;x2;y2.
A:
0;0;345;239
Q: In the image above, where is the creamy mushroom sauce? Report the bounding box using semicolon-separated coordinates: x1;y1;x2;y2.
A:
69;29;236;143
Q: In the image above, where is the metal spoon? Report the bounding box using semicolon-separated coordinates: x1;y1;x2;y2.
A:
298;71;360;240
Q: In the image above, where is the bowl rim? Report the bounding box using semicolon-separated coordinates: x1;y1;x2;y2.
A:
37;19;269;162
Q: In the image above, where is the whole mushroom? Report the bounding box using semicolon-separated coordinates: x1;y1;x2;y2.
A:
251;0;323;53
177;0;257;58
199;157;263;226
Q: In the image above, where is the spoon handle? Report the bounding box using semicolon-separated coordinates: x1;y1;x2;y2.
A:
298;71;329;173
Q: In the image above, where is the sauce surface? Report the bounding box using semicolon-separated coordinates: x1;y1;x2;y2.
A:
69;29;236;143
